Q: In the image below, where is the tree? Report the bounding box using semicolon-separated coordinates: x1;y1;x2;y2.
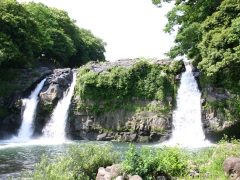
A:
0;0;42;67
197;0;240;91
156;0;222;62
25;2;106;67
0;0;106;68
152;0;240;91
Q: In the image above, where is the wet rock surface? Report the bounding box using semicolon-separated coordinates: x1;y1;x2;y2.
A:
0;65;53;139
39;68;73;104
0;64;74;139
201;84;239;142
34;68;73;137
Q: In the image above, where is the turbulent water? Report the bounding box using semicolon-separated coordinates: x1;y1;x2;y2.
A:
13;79;46;142
42;73;77;141
164;64;211;148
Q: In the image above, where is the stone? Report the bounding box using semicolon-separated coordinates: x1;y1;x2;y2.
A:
115;176;124;180
39;67;52;76
96;164;122;180
204;172;210;179
40;84;63;104
97;133;108;141
223;157;240;179
129;133;137;141
39;68;73;104
96;167;111;180
129;175;143;180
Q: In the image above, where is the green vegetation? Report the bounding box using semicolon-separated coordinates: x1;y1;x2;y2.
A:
203;95;240;122
152;0;240;92
0;0;105;68
75;60;183;115
151;0;240;127
122;144;189;179
27;143;119;180
193;136;240;179
25;138;240;179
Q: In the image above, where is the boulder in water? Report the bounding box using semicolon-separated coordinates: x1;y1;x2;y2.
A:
39;68;73;104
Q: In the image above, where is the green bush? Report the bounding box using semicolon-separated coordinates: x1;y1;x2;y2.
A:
194;136;240;179
122;144;189;179
24;139;240;179
27;143;120;180
75;60;181;115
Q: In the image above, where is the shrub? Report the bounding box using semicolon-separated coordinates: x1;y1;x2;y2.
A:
75;60;180;115
27;143;120;180
194;136;240;179
122;144;189;179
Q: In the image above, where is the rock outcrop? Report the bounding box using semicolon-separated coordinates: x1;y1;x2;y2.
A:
33;68;73;137
0;65;74;139
0;66;52;139
39;68;73;104
201;84;240;142
67;59;184;142
68;99;172;142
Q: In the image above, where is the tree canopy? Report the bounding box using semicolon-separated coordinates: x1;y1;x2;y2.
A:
153;0;240;92
0;0;106;68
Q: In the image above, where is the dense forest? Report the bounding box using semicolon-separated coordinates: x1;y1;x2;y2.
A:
153;0;240;92
0;0;106;68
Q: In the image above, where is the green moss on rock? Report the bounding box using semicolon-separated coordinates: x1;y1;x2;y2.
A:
75;59;183;115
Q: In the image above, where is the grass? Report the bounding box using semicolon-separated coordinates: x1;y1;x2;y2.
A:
22;136;240;180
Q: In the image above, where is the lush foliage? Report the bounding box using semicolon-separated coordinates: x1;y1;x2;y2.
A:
122;144;189;179
192;136;240;179
152;0;240;92
122;138;240;179
27;143;119;180
197;0;240;91
75;60;183;115
0;0;106;68
21;138;240;179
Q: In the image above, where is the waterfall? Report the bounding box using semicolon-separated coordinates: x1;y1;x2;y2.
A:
42;72;76;141
15;78;46;141
165;64;211;148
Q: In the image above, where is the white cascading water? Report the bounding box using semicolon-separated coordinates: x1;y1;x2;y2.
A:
42;73;76;141
15;78;46;141
165;64;211;148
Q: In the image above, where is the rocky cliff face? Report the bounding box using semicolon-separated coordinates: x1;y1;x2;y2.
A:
33;68;73;137
201;84;240;142
67;59;185;142
68;98;172;142
0;62;75;139
0;66;52;139
3;59;239;143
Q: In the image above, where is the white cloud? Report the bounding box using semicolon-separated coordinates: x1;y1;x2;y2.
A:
17;0;175;61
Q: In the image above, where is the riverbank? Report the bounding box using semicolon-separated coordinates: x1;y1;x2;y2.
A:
1;137;239;180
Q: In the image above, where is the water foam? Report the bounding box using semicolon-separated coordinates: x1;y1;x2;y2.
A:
12;78;46;142
42;72;76;142
163;64;212;148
